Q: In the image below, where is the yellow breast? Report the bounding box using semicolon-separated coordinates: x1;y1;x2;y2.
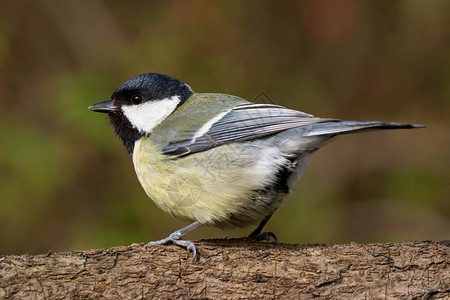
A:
132;137;261;225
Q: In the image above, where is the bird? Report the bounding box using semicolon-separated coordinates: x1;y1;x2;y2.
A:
89;72;424;259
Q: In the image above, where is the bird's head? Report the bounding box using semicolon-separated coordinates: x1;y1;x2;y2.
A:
89;73;193;153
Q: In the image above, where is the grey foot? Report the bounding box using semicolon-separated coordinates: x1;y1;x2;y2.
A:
145;231;198;260
248;231;278;243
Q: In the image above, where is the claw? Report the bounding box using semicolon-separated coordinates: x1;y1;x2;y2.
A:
144;221;202;261
248;231;278;243
173;239;197;261
145;236;198;260
248;214;277;243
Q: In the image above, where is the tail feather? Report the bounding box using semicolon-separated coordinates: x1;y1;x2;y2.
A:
303;120;425;137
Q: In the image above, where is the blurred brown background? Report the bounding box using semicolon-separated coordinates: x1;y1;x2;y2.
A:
0;1;448;255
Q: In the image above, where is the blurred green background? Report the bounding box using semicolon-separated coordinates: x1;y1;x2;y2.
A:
0;1;448;255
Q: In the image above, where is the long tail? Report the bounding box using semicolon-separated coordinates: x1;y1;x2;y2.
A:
303;120;425;137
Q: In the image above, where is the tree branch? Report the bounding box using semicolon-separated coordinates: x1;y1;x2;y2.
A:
1;240;449;299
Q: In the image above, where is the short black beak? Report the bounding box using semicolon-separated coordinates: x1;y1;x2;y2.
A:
88;100;119;113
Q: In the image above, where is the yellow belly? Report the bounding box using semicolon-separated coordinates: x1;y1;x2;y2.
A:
132;137;264;225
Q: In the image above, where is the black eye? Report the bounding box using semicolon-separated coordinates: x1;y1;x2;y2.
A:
131;95;143;105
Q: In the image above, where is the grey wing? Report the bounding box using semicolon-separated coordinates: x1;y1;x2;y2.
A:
163;103;333;157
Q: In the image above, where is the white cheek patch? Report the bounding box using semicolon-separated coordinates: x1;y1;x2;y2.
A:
121;96;181;133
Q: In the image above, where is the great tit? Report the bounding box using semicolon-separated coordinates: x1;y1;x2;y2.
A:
89;73;424;258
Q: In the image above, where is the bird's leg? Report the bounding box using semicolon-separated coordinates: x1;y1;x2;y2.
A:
248;214;278;243
145;221;202;260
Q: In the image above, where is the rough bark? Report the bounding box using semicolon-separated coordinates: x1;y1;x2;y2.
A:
0;240;448;299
